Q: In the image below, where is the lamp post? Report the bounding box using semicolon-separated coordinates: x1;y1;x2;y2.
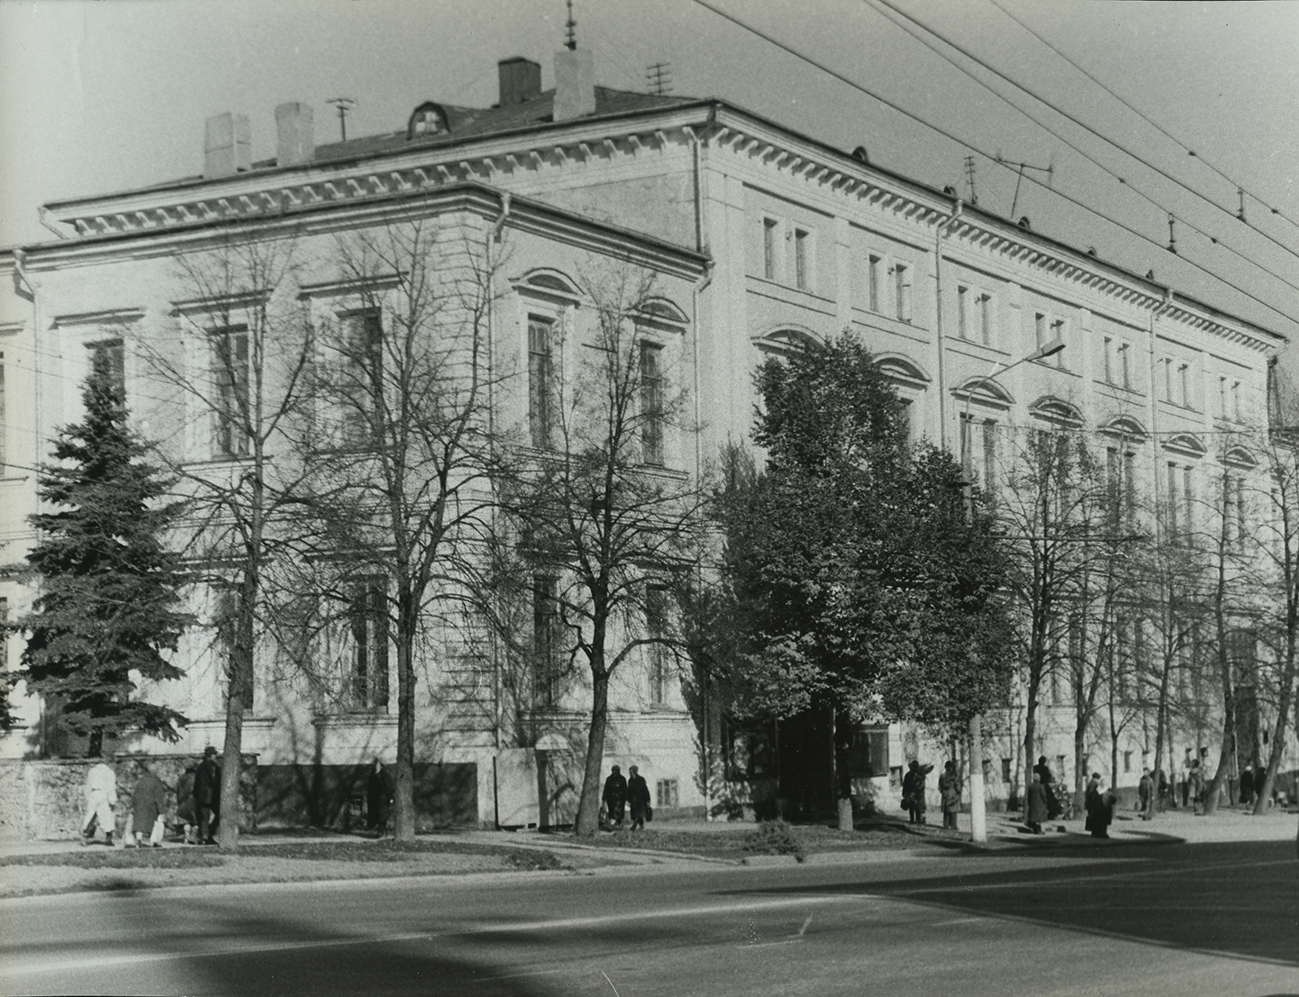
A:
961;336;1065;844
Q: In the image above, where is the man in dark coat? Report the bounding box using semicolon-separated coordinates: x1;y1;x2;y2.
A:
367;758;394;838
627;765;651;830
1025;771;1049;834
902;760;934;825
602;765;627;827
1034;755;1062;819
128;765;169;848
1085;772;1114;838
194;746;221;845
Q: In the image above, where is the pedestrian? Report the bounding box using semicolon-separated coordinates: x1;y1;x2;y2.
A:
1034;755;1062;819
1084;772;1114;838
601;765;627;828
938;760;961;830
1188;759;1204;816
1240;764;1255;808
175;764;198;844
80;759;118;846
194;746;221;845
627;765;651;830
367;758;394;838
1025;771;1049;834
127;763;168;848
1156;767;1169;813
902;760;934;825
1138;768;1154;821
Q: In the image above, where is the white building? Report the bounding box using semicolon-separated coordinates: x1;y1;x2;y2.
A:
2;44;1291;827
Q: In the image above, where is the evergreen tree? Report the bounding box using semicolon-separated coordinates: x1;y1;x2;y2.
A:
20;352;191;756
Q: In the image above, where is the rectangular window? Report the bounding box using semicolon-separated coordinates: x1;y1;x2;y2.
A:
1118;342;1131;389
1182;466;1194;534
348;579;389;710
1219;376;1228;419
0;596;7;671
210;326;249;458
957;286;970;340
1178;363;1190;407
88;339;126;402
979;293;993;345
528;316;555;449
340;309;383;445
867;254;883;312
894;263;912;322
1163;358;1173;401
1001;757;1012;783
894;397;912;441
762;218;779;280
1123;750;1133;773
639;341;664;466
1050;318;1066;366
1035;312;1047;351
960;415;997;503
646;585;670;706
1103;337;1114;384
656;778;679;808
533;575;561;707
1231;381;1241;422
793;228;810;290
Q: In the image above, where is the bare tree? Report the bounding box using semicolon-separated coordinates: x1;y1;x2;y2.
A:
142;232;315;850
1249;423;1299;812
503;264;704;838
289;218;505;841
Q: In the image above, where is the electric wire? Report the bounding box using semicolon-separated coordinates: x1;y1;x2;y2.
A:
689;0;1296;330
985;0;1299;244
866;0;1299;289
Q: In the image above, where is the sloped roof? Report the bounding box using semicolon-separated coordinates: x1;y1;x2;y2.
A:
308;86;697;166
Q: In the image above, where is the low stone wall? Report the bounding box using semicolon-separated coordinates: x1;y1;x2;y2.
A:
0;754;257;842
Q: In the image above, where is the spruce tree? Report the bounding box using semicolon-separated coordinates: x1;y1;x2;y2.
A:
20;351;191;756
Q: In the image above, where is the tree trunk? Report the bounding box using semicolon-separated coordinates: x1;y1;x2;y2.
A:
575;664;610;837
1203;556;1235;817
217;567;256;851
833;709;854;831
393;589;417;842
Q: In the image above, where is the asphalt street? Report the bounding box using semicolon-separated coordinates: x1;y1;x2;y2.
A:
1;837;1295;997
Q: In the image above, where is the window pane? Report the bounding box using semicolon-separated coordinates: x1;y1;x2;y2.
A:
210;327;249;458
528;317;554;448
639;342;664;466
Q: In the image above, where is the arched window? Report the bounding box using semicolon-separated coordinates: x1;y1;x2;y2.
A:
407;102;450;139
751;326;820;358
875;354;930;441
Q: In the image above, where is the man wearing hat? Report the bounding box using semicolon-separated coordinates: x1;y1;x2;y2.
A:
194;746;222;845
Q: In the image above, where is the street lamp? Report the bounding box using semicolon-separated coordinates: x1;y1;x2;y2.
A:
962;336;1065;845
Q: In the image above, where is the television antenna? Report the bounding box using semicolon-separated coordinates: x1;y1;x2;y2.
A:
327;97;356;142
995;152;1053;220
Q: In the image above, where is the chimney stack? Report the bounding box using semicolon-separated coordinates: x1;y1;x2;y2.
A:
275;102;315;167
204;112;251;178
498;57;542;107
553;48;595;122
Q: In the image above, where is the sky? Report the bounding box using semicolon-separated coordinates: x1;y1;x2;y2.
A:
1;0;1296;355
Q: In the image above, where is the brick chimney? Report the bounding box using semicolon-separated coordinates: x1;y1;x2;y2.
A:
204;112;251;178
553;47;595;122
275;102;315;167
498;57;542;107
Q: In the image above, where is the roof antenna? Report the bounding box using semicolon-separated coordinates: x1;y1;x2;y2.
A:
565;0;577;50
327;97;355;142
646;62;673;96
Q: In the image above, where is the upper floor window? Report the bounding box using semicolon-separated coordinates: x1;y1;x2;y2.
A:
793;228;811;290
646;585;670;706
88;339;126;403
960;413;998;502
339;308;383;445
893;262;912;323
1166;461;1195;538
347;578;389;711
209;326;249;459
528;316;556;449
1106;445;1137;528
762;218;779;281
533;574;562;708
867;254;883;312
639;340;664;466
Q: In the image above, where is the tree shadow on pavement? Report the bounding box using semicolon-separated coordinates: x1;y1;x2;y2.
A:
726;838;1299;967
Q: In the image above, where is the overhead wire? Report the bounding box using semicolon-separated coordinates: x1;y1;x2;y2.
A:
688;0;1296;330
863;0;1299;298
985;0;1299;244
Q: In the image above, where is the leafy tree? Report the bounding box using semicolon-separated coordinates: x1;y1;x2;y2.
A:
712;335;1015;828
19;352;191;757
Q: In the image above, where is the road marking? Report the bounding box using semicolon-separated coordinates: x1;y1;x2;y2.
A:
0;894;879;978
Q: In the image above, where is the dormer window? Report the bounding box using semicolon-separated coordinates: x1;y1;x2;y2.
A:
407;102;449;139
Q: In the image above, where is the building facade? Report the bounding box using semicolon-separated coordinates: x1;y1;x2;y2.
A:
2;44;1293;826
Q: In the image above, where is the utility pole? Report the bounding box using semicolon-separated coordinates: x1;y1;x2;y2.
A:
327;97;356;142
995;152;1053;220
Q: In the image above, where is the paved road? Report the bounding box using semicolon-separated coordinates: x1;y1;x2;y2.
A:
1;837;1295;996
